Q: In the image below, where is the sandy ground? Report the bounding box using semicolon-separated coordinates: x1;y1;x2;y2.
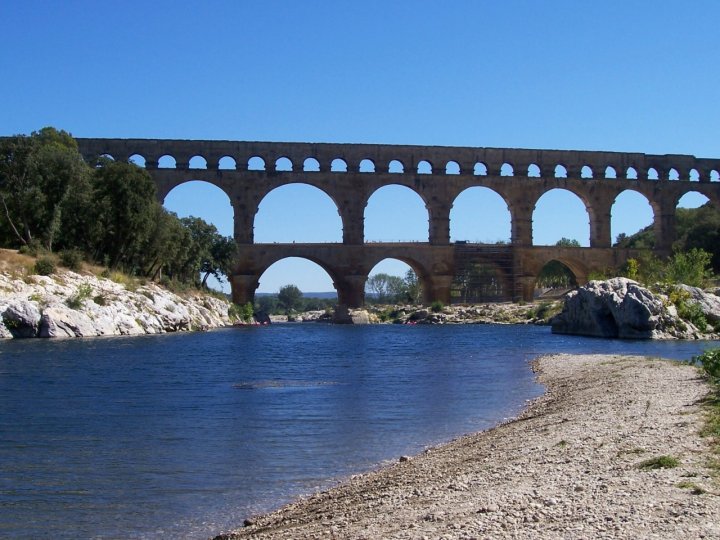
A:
214;354;720;540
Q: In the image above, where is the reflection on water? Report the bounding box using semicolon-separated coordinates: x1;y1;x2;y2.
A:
0;324;714;539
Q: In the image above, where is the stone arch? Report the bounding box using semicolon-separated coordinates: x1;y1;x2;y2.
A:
255;256;339;300
365;257;426;304
331;158;347;172
417;160;432;174
626;167;638;180
668;168;680;181
554;164;568;178
218;156;236;170
581;165;593;179
500;163;514;176
389;159;404;173
647;167;659;180
248;156;266;171
365;184;429;242
711;170;719;182
158;155;176;168
532;188;590;246
359;159;375;173
128;153;146;167
189;155;207;169
689;168;700;182
534;259;581;298
445;161;460;175
528;164;541;177
303;157;320;172
275;157;293;172
605;166;617;179
474;162;488;175
676;190;711;209
450;186;511;243
611;189;655;246
254;183;343;243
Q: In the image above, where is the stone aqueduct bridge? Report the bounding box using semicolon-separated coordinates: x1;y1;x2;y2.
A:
76;138;720;307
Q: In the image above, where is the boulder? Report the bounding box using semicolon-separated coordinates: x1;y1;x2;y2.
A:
551;278;669;339
676;284;720;324
1;301;42;338
332;305;371;324
39;304;98;338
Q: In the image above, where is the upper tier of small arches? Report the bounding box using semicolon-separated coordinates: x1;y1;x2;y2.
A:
76;138;720;183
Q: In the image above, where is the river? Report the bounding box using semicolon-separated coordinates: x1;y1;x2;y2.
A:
0;324;714;539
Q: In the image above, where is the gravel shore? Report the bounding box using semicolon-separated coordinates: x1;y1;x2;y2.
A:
215;354;719;539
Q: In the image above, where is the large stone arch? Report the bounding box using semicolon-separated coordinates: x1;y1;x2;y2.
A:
253;180;344;243
449;185;512;243
531;188;591;246
364;183;431;242
610;188;656;246
363;255;434;304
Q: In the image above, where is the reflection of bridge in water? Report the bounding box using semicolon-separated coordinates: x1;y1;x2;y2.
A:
76;138;720;306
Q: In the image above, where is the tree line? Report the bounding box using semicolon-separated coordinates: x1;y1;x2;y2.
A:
0;127;236;288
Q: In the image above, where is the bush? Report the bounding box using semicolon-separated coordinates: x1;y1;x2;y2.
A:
65;283;93;310
690;348;720;381
430;300;444;313
33;257;55;276
59;249;83;271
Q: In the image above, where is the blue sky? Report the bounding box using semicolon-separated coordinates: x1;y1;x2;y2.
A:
2;1;718;293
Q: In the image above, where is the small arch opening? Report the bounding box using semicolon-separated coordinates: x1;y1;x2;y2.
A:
445;161;460;175
647;167;659;180
218;156;236;170
330;158;347;172
303;157;320;172
554;164;568;178
129;154;146;167
417;160;432;174
500;163;514;176
528;164;541;178
275;157;293;172
668;168;680;181
189;156;207;169
359;159;375;173
711;170;719;182
581;165;593;179
248;156;266;171
605;166;617;179
474;162;488;176
626;167;638;180
388;159;404;173
158;155;176;169
689;169;700;182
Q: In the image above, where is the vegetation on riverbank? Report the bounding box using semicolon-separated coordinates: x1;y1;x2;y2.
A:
690;348;720;476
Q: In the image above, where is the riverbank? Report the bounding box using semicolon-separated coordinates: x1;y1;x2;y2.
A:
0;250;233;338
215;354;720;539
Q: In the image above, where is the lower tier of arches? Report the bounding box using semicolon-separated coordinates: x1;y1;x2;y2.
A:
230;243;640;307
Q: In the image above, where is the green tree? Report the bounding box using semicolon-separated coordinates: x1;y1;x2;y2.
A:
555;237;581;247
178;216;236;287
366;273;407;303
91;159;157;270
0;127;91;250
278;284;303;313
404;269;422;304
665;248;713;287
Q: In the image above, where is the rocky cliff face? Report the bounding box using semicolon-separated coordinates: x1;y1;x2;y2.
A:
0;270;233;339
551;277;720;339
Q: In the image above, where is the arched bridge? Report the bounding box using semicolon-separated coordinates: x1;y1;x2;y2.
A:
76;138;720;306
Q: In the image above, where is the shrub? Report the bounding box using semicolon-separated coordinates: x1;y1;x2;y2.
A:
33;257;55;276
66;283;93;310
690;348;720;381
638;455;680;470
430;300;444;313
59;249;83;271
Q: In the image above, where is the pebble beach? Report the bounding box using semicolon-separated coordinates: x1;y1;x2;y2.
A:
215;354;720;540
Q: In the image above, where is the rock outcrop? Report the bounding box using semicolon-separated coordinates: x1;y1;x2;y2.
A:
0;270;233;339
551;277;719;339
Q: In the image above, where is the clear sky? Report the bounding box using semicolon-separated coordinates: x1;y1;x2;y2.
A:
2;1;718;293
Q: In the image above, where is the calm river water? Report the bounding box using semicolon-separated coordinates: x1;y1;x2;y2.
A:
0;324;715;539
